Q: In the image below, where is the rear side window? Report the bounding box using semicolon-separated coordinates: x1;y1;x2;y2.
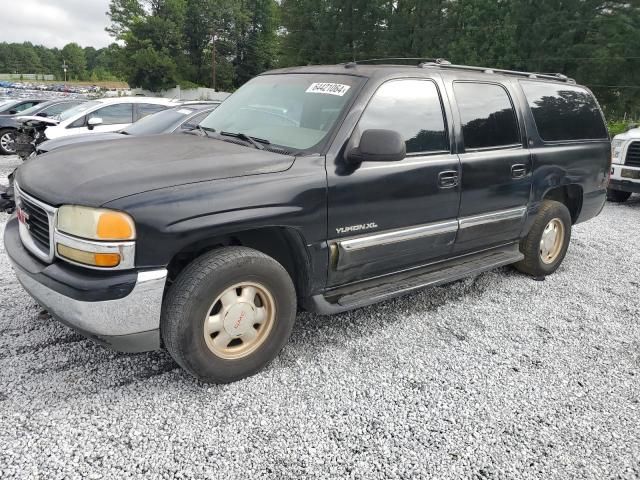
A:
89;104;133;125
521;82;607;141
453;82;520;150
358;79;448;154
136;103;168;121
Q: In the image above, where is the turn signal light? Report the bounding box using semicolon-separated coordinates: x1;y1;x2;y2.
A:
97;212;134;240
57;244;121;268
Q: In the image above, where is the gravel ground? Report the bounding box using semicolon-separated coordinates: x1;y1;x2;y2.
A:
0;154;639;479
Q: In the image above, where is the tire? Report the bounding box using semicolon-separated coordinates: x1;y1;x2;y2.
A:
514;200;572;277
0;129;16;155
607;189;631;203
161;246;297;383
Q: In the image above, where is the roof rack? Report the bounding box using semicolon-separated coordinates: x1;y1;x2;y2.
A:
341;58;575;83
343;58;451;68
438;63;576;83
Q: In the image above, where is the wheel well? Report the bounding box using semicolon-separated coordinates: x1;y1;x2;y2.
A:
166;227;312;299
543;185;583;224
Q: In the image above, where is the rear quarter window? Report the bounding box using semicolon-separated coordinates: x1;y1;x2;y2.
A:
520;82;607;141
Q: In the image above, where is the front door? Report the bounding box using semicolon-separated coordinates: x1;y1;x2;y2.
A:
446;80;532;253
326;77;461;287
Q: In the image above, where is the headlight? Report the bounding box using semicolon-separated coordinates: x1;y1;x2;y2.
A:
611;139;624;164
54;205;136;269
57;205;135;240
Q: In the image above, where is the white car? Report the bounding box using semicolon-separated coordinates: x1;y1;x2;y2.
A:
44;97;178;140
609;125;640;203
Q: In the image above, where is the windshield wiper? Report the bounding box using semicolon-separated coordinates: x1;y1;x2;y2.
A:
197;125;217;137
220;131;270;150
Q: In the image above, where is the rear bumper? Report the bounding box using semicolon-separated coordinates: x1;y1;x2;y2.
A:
4;216;166;352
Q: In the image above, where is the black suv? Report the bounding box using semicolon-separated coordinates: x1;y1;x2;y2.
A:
4;61;610;383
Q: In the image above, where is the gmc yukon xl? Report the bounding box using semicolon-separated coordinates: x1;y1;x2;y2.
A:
4;60;611;383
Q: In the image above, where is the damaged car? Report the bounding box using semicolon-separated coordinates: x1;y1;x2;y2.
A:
0;99;85;155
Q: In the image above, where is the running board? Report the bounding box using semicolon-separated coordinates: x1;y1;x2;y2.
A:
308;244;523;314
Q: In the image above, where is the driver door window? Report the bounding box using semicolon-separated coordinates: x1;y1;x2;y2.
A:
357;79;449;155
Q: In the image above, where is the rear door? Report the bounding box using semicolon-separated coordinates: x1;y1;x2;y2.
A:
326;77;461;287
446;80;532;253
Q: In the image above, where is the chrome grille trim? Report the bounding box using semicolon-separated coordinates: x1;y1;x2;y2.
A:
14;182;57;263
625;141;640;168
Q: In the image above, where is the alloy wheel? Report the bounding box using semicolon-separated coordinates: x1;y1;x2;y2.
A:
203;282;276;360
539;218;565;264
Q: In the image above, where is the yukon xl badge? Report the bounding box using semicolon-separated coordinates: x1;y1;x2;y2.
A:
336;222;378;235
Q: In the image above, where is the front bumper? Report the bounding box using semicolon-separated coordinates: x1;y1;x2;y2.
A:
4;216;166;352
608;178;640;194
610;164;640;193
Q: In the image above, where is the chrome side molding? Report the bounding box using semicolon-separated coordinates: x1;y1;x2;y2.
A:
331;206;527;255
339;220;459;252
459;207;527;229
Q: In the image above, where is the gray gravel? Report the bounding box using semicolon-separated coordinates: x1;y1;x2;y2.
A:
0;154;639;479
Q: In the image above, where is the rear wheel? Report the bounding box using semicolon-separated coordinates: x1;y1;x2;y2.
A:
515;200;572;277
607;189;631;203
161;247;297;383
0;129;16;155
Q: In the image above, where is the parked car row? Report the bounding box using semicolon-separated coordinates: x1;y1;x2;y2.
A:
0;96;213;155
0;80;102;95
37;102;219;154
2;61;615;384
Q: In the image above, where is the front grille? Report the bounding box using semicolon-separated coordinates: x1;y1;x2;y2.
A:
625;141;640;168
20;194;51;251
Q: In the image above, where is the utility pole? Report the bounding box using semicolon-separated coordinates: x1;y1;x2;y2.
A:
62;60;68;83
211;31;216;91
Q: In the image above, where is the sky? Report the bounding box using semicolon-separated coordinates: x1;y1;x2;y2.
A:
1;0;113;49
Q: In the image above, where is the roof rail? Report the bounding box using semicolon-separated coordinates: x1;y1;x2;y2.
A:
343;57;451;68
438;63;576;83
340;58;576;84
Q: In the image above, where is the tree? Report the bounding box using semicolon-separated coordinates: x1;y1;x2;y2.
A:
61;43;87;79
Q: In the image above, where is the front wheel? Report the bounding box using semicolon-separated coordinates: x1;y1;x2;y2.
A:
607;189;631;203
161;247;297;383
0;129;16;155
514;200;572;277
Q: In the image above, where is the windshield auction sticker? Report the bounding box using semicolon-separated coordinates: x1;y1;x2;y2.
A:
306;83;351;96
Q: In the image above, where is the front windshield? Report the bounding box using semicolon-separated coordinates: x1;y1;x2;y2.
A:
59;100;101;122
123;107;200;135
199;74;362;151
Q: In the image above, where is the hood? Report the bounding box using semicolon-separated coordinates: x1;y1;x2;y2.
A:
38;132;125;153
17;134;296;207
613;128;640;141
16;115;60;126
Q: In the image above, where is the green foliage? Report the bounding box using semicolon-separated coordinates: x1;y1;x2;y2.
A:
2;0;640;116
608;120;638;137
61;43;87;79
0;41;124;82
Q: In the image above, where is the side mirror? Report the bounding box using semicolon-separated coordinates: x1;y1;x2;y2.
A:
347;129;406;163
9;110;17;115
36;112;48;117
182;123;196;130
87;117;103;130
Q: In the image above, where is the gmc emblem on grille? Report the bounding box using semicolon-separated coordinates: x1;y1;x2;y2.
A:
16;207;30;228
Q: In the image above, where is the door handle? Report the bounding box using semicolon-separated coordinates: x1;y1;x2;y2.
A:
511;164;527;179
438;170;459;188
